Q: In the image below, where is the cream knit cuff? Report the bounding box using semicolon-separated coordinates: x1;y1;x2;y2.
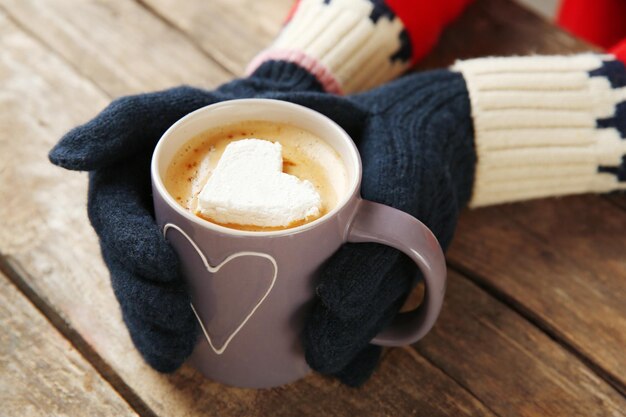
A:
246;0;411;94
453;54;626;207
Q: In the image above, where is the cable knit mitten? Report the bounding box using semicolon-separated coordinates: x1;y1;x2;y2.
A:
304;70;475;385
304;53;626;385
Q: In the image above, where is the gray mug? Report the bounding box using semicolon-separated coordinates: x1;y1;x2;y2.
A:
151;99;446;388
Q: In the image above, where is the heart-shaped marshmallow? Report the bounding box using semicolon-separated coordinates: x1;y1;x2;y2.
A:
196;139;321;227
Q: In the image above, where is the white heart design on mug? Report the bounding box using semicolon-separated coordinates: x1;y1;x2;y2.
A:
163;223;277;355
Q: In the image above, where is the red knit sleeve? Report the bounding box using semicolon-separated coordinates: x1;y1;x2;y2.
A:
386;0;474;64
610;38;626;65
557;0;626;50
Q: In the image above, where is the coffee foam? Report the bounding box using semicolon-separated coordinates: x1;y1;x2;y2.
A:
196;139;322;227
164;120;349;231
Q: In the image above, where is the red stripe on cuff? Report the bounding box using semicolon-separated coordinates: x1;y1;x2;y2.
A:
610;39;626;65
386;0;474;65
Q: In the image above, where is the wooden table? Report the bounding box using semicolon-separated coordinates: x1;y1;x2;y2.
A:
1;0;624;415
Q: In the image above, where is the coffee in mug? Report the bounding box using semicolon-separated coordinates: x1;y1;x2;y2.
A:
163;120;348;231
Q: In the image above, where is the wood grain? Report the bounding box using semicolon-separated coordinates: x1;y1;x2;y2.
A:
0;271;138;417
0;0;232;96
0;9;183;416
607;194;626;211
248;348;496;417
448;196;626;393
415;271;626;417
139;0;292;74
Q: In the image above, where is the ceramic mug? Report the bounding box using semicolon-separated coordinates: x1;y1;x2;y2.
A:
151;99;446;388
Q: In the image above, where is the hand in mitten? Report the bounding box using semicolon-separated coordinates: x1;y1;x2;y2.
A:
305;52;626;385
49;0;471;378
51;68;473;385
50;0;626;387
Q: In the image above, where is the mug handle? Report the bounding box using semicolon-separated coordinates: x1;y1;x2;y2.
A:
347;198;447;346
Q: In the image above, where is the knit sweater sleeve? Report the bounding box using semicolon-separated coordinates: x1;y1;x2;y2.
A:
453;54;626;207
247;0;472;94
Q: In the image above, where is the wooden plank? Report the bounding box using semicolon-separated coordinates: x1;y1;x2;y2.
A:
0;8;494;417
138;0;292;74
414;271;626;417
607;194;626;211
448;196;626;393
0;0;232;97
0;9;190;416
0;271;138;417
238;348;497;417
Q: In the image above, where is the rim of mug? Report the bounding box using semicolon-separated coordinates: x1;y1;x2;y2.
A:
151;98;362;237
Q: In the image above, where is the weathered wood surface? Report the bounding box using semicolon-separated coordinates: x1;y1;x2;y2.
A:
0;271;138;417
0;0;231;96
416;272;626;417
449;197;626;394
1;0;625;415
139;0;292;74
